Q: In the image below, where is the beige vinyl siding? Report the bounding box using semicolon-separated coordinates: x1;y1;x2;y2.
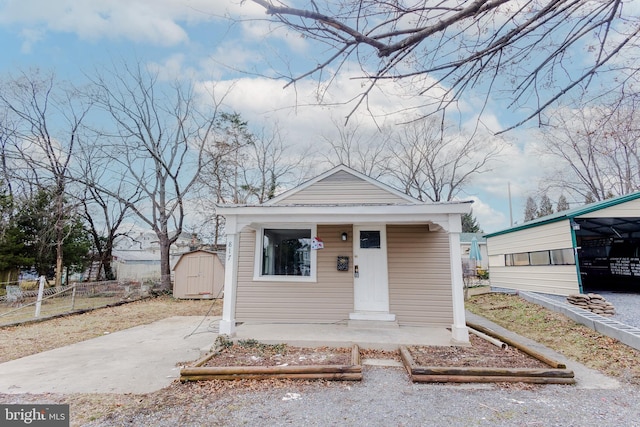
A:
578;198;640;218
387;225;453;326
273;170;409;205
489;265;580;295
487;220;573;255
235;224;354;323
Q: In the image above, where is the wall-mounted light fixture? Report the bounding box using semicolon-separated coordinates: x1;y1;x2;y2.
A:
341;232;348;241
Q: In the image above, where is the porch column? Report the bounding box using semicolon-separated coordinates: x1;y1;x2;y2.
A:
219;228;240;336
448;214;470;343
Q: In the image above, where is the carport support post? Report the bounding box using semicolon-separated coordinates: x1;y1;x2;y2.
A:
220;228;239;336
448;215;469;343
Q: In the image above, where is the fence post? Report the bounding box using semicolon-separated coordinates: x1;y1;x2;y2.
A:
34;275;46;317
71;283;77;310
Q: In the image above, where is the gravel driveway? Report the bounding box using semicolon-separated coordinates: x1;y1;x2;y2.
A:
86;366;640;427
84;292;640;427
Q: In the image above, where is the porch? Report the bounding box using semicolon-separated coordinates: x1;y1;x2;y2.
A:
231;321;459;351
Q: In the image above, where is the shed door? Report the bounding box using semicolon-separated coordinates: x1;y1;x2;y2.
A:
186;255;210;295
353;225;390;312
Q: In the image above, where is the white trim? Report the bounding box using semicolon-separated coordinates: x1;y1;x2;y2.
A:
253;224;318;282
448;216;469;343
220;232;240;336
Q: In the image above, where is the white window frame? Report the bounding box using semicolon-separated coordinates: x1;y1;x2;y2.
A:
253;224;318;282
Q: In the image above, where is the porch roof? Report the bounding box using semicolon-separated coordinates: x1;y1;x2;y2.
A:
217;201;473;233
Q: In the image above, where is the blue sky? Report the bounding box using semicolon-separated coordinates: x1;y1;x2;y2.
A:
0;0;609;233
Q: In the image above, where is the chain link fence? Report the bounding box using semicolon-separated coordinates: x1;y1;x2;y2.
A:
0;280;156;327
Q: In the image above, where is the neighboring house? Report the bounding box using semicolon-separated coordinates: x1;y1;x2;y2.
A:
485;192;640;296
215;165;473;343
112;231;203;282
112;250;162;281
173;250;225;299
114;231;201;252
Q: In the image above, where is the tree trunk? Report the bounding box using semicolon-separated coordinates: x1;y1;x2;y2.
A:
159;238;172;291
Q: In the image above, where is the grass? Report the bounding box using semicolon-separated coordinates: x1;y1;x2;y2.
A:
467;293;640;384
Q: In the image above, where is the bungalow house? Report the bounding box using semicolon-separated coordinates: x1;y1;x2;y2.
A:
215;165;473;344
485;192;640;295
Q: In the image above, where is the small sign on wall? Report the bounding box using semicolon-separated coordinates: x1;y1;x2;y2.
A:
311;237;324;250
337;256;349;271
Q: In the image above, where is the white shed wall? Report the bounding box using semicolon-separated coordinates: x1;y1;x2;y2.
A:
578;198;640;218
487;220;573;255
489;265;580;295
486;220;578;296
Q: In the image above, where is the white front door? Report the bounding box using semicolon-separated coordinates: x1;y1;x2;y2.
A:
351;225;393;320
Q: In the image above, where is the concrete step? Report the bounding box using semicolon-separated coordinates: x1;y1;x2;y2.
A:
347;319;399;329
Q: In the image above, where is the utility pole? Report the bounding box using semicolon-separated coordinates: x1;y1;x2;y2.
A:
508;182;513;227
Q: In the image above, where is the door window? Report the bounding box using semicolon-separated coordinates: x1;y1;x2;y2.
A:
359;230;381;249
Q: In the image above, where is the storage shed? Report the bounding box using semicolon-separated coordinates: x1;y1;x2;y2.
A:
173;250;225;299
485;192;640;295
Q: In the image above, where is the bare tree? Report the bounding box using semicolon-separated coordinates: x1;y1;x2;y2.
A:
0;69;91;286
539;99;640;202
197;117;308;246
73;140;140;280
242;124;308;203
524;196;537;222
86;62;227;290
249;0;639;129
384;117;501;202
320;118;390;179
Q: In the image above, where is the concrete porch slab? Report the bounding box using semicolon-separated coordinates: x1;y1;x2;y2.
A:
232;322;454;350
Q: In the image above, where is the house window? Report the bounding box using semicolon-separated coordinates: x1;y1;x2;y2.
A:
262;228;311;276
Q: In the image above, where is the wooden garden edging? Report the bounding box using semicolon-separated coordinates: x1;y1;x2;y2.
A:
180;344;362;382
399;325;575;384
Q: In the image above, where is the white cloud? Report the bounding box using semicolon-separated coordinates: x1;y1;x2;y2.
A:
0;0;264;46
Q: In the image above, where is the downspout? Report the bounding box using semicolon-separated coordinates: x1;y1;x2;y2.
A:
569;218;584;293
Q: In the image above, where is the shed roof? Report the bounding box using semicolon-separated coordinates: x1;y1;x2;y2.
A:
485;192;640;238
173;249;224;270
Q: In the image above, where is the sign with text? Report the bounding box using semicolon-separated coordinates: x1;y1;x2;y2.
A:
1;404;69;427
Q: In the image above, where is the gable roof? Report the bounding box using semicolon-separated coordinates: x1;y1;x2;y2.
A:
264;164;419;206
485;192;640;238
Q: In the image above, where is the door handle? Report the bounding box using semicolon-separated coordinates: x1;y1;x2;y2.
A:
354;265;359;278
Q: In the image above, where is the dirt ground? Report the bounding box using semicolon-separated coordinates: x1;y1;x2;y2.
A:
199;335;548;369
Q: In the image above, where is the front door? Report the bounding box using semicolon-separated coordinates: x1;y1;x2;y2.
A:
352;225;392;319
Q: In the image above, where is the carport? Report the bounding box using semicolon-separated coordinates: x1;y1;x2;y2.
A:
575;215;640;291
486;192;640;295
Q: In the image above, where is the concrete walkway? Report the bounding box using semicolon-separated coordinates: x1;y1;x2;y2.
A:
0;316;218;395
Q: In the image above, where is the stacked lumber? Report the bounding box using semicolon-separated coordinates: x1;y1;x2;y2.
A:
566;293;615;316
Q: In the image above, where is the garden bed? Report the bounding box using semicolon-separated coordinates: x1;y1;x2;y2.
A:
400;324;575;384
180;339;362;382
